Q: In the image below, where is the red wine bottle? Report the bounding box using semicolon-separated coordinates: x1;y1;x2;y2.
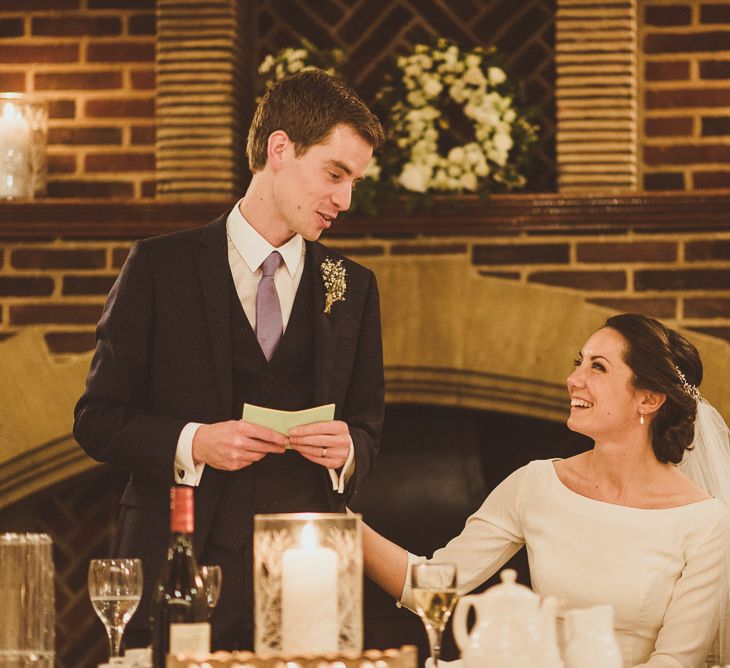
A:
150;486;210;668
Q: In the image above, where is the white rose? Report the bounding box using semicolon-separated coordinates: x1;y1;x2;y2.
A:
288;49;307;61
444;46;458;68
488;148;508;167
463;67;486;86
460;172;478;191
475;159;490;177
448;146;465;163
259;55;275;74
398;162;430;193
493;131;513;153
407;90;426;107
422;76;443;97
465;54;481;68
424;127;438;142
416;54;433;69
449;83;466;103
488;67;507;85
287;60;304;73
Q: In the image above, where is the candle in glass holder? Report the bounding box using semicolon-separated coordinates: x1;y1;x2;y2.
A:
0;100;31;199
281;522;338;655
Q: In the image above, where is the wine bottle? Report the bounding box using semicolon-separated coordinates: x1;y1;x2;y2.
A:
150;485;210;668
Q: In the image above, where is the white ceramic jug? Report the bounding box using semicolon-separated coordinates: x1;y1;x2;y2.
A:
452;569;563;668
563;604;622;668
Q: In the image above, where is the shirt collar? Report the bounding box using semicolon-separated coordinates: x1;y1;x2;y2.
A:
226;200;305;277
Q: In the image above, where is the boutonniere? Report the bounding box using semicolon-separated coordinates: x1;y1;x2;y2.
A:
320;257;347;314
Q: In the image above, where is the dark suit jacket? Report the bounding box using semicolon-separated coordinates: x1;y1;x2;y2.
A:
73;212;384;619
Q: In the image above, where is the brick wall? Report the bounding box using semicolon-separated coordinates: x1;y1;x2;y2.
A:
0;0;156;198
642;0;730;190
2;1;730;197
0;241;128;355
3;227;730;359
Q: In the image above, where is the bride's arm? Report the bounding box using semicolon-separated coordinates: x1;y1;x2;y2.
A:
360;462;531;606
361;520;410;600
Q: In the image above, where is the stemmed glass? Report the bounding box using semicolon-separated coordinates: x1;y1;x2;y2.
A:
199;564;222;617
411;562;458;668
88;558;143;659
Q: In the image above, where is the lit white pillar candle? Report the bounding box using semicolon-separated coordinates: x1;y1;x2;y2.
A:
0;101;31;199
281;522;338;655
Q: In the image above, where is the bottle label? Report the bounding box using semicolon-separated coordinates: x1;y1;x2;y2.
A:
169;622;210;656
170;486;194;533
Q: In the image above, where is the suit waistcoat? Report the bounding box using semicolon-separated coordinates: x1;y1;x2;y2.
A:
207;258;330;551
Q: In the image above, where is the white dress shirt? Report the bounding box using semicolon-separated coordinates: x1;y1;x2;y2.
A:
174;202;354;492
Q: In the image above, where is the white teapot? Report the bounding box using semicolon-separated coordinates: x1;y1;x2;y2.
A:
452;568;563;668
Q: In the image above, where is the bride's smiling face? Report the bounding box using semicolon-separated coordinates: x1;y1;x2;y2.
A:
566;327;643;441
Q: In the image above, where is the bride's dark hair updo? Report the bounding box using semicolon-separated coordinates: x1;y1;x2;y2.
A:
604;313;702;464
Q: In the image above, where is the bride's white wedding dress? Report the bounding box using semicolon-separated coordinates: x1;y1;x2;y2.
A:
402;458;729;668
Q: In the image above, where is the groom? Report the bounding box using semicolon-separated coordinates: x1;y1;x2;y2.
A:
74;69;385;650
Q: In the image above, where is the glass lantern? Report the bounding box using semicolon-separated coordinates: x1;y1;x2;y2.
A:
253;513;362;657
0;93;48;200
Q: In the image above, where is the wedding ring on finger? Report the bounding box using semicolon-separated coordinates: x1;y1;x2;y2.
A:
321;447;328;458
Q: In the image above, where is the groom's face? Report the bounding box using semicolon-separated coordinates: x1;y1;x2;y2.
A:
272;123;373;241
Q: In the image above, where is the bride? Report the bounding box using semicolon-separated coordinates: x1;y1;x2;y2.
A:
361;313;730;667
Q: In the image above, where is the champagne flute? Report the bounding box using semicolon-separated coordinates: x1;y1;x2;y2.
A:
412;562;458;668
88;558;143;659
199;564;222;616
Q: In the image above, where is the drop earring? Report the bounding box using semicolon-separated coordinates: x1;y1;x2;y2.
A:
639;409;645;426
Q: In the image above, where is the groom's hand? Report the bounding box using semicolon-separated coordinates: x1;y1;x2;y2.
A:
288;420;351;469
192;420;287;471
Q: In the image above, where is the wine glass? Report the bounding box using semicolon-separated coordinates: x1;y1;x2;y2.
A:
199;564;222;616
411;562;458;668
88;558;143;659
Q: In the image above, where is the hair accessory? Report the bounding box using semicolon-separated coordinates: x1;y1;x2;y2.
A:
675;365;702;401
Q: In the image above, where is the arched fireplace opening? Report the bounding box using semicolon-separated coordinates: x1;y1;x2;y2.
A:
0;401;589;668
352;402;591;662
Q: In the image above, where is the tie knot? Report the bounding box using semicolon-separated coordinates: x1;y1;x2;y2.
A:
261;251;282;278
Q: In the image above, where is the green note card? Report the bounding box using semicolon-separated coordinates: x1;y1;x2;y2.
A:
242;402;336;445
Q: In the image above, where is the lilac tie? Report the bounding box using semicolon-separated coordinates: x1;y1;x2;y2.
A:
256;251;283;361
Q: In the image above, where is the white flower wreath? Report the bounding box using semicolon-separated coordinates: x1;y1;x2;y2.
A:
387;40;536;195
255;38;537;211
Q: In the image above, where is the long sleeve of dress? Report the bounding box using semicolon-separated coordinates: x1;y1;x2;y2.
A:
400;465;528;609
634;510;730;668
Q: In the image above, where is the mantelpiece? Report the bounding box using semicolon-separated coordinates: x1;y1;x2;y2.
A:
2;192;730;240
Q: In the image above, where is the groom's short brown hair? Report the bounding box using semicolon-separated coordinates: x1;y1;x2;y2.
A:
246;69;384;173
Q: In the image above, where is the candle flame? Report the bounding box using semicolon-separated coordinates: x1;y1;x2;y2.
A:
2;102;19;121
300;522;317;549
